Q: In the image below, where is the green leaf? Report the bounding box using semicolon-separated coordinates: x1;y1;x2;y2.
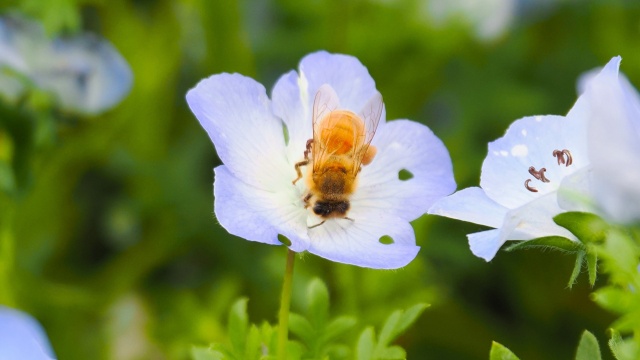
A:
307;278;330;329
591;287;632;314
554;212;609;244
288;312;315;346
377;345;406;359
228;298;249;356
586;251;598;286
489;341;520;360
323;316;357;343
505;236;584;253
356;327;376;360
575;330;601;360
191;346;226;360
377;303;429;348
568;251;585;289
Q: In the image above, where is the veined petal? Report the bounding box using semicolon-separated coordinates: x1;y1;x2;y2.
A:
187;73;293;191
306;211;419;269
481;113;587;209
501;192;577;242
428;187;507;228
586;56;640;223
214;166;310;252
354;119;456;221
0;306;55;360
272;51;383;161
467;229;503;262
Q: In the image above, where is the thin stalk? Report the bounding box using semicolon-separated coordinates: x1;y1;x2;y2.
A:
277;248;296;359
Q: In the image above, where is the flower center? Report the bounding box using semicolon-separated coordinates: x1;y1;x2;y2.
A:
524;149;573;193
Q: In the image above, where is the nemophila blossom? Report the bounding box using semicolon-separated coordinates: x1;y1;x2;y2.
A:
0;306;55;360
0;15;132;114
187;51;455;269
427;62;623;261
582;57;640;224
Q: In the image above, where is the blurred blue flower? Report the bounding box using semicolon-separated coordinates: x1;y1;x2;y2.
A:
582;57;640;224
427;62;621;261
187;51;455;269
0;306;55;360
0;15;132;115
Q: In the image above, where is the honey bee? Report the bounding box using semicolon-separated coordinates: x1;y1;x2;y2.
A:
292;84;383;228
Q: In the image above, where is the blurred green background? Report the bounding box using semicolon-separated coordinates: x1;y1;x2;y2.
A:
1;0;639;358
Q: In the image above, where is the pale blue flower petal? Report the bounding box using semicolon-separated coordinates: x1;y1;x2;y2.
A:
306;211;419;269
467;229;503;262
481;113;588;209
428;187;507;228
501;192;576;242
214;166;310;252
187;73;294;191
586;56;640;223
0;16;132;114
0;306;55;360
271;51;383;162
354;119;456;221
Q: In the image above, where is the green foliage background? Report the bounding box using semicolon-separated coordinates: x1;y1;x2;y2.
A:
1;0;639;358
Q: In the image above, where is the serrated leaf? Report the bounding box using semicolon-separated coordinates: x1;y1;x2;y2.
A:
323;316;357;343
377;345;406;359
586;251;598;286
575;330;601;360
307;278;330;329
396;303;429;335
554;212;609;244
568;251;585;289
245;325;262;360
228;298;249;356
591;287;632;314
191;346;226;360
489;341;520;360
377;309;402;348
356;327;376;360
505;236;584;253
288;312;315;346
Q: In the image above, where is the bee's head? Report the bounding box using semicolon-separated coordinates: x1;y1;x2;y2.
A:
313;200;350;218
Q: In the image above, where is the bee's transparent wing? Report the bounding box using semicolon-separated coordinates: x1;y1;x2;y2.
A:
353;91;383;172
312;84;340;173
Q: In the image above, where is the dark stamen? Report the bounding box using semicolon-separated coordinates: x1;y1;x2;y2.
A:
553;149;573;167
525;179;538;192
528;166;550;183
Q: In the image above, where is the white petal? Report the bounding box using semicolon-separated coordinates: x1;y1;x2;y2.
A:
272;51;383;162
305;211;419;269
586;56;640;223
428;187;507;228
557;166;596;213
467;229;503;262
354;120;456;221
187;73;294;191
481;113;588;209
501;192;577;242
0;306;55;360
214;166;310;252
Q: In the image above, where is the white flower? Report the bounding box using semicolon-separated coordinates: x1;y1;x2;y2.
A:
0;306;55;360
584;56;640;223
186;51;456;269
428;62;611;261
0;15;132;114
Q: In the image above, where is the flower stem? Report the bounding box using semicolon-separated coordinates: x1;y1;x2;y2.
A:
277;248;295;360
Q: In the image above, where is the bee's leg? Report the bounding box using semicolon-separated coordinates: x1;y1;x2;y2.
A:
302;193;312;208
343;217;355;222
308;220;326;229
293;159;309;185
303;139;313;159
293;139;314;185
